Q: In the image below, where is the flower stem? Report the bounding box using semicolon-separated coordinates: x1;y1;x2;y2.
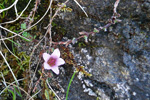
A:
66;71;77;100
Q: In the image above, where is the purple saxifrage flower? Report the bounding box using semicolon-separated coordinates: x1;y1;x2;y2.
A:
43;48;65;75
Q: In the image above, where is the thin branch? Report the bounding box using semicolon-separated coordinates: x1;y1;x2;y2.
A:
0;0;18;13
22;0;51;32
0;78;25;95
25;0;41;28
0;72;7;87
73;0;88;17
14;4;18;17
0;0;50;41
0;25;30;41
46;79;61;100
6;81;33;100
47;0;70;28
28;0;71;83
32;75;42;93
28;58;41;93
29;89;42;100
49;0;121;47
1;0;32;24
27;25;51;96
27;0;53;86
49;0;53;48
114;0;120;14
0;33;22;62
0;51;19;85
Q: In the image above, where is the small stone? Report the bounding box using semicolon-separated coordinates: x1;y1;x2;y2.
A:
133;92;136;96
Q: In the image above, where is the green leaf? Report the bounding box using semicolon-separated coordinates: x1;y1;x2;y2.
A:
93;28;99;33
8;89;16;100
72;38;77;44
34;35;36;39
66;71;77;100
21;32;33;42
22;32;27;37
7;39;21;47
103;27;107;31
21;23;26;29
84;35;88;43
0;3;6;18
45;89;50;100
14;86;22;97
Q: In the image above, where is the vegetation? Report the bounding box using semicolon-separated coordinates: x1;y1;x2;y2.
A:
0;0;121;99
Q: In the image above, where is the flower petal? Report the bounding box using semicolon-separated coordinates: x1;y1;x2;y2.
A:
44;62;52;70
51;67;59;75
43;53;51;62
51;48;60;58
56;58;65;66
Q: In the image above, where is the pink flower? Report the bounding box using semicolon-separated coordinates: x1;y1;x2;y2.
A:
43;48;65;75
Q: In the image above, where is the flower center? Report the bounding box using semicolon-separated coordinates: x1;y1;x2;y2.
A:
47;57;56;67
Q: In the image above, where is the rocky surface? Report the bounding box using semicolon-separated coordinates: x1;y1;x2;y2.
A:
52;0;150;100
15;0;150;100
